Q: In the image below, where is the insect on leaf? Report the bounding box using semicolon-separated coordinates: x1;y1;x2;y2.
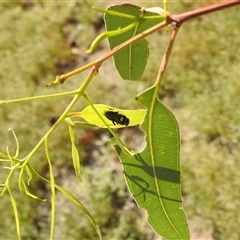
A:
80;104;146;129
114;86;190;239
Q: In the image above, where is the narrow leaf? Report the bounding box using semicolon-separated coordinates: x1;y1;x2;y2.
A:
115;86;190;239
64;117;75;126
18;166;46;202
26;165;33;185
28;163;102;240
7;185;21;239
104;4;164;80
8;128;19;158
56;184;102;240
45;138;56;240
20;178;46;202
68;124;82;181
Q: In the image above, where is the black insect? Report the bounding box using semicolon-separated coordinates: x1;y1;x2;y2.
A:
104;110;130;126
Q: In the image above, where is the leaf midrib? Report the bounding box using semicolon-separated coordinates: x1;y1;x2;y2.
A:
148;86;183;238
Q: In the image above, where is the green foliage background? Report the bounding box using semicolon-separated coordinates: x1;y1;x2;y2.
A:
0;1;240;239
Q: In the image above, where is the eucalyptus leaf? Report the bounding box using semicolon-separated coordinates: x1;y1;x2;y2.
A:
20;179;46;202
8;186;21;239
28;163;102;240
80;104;146;128
8;128;19;158
68;124;82;182
115;86;190;239
104;4;164;80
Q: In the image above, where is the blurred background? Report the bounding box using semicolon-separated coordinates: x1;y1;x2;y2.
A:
0;1;240;239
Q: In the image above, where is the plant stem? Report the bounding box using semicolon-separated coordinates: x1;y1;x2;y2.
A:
22;67;96;167
51;20;168;85
0;90;77;105
155;27;179;89
48;0;240;86
169;0;240;25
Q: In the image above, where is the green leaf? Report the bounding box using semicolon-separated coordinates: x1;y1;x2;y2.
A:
18;163;46;202
8;185;21;239
114;86;190;239
45;137;56;240
28;163;102;240
104;4;164;80
8;128;19;158
26;165;33;185
80;104;146;128
56;184;102;240
68;124;82;181
19;178;46;202
64;117;75;126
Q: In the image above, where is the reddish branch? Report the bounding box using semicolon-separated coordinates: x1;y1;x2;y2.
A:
48;0;240;86
168;0;240;25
